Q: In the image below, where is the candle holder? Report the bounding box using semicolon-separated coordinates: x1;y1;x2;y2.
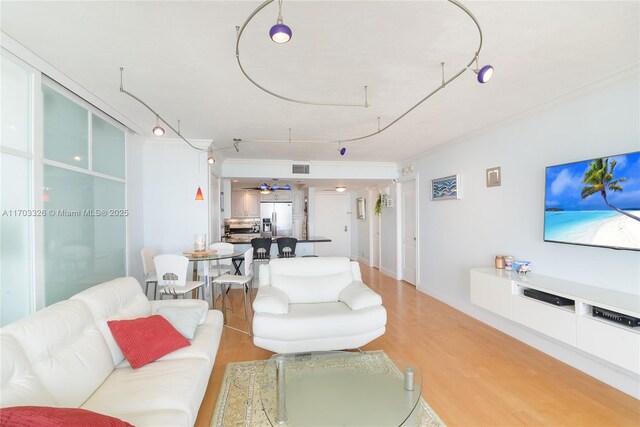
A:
194;234;207;252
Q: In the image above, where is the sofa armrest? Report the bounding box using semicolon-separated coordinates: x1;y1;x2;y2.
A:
150;299;209;325
339;281;382;310
252;286;290;315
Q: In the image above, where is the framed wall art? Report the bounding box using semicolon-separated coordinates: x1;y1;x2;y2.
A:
431;174;461;200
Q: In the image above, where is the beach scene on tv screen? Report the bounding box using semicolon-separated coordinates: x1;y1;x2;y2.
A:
544;151;640;251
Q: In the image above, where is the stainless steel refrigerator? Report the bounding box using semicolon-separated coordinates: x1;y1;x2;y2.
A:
260;202;293;237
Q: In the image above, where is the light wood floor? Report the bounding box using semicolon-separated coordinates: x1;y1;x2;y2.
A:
195;265;640;427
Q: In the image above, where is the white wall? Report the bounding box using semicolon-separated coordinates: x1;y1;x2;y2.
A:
142;141;209;254
126;133;145;284
222;159;397;180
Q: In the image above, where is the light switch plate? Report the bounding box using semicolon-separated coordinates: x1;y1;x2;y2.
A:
486;167;501;187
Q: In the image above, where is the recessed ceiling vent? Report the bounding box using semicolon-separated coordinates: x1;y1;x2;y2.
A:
292;164;310;174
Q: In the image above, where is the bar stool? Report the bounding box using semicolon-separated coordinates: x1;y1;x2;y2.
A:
277;237;297;258
212;248;254;335
251;237;272;262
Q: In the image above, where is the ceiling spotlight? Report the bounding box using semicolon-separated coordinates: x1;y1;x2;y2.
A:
152;115;165;136
283;184;291;190
339;147;347;156
73;155;82;162
207;145;215;164
270;0;291;43
472;56;494;84
335;186;347;192
272;184;280;190
475;65;494;83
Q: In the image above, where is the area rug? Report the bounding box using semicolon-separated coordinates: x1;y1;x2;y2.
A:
211;350;445;426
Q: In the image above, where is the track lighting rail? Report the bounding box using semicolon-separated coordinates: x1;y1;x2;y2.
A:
119;67;240;161
235;0;490;147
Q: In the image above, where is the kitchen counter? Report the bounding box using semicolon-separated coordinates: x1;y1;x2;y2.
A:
225;236;331;244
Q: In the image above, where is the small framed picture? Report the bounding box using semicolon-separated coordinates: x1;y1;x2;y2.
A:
356;197;366;219
431;175;461;200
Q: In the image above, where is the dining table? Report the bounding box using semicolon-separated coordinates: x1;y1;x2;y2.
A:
183;250;245;304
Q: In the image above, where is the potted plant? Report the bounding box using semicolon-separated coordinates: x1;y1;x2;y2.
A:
375;194;382;215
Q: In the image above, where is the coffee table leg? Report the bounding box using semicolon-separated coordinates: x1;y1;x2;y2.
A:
276;357;287;424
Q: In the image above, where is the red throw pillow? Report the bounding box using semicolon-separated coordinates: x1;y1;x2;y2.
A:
0;406;134;426
107;315;190;369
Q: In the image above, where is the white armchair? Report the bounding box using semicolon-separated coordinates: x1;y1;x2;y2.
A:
251;257;387;353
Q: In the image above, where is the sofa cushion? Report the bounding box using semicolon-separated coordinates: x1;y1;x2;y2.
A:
81;358;211;427
150;299;209;326
339;281;383;310
268;257;355;303
114;310;223;369
252;302;387;341
1;300;114;408
0;335;55;408
0;406;134;427
156;305;206;340
252;286;290;314
107;316;190;369
71;277;151;365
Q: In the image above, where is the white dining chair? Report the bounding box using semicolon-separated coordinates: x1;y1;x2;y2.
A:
208;242;234;277
212;248;254;335
140;247;158;299
154;254;205;300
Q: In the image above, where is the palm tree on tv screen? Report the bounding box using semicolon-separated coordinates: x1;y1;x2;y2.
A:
581;157;640;222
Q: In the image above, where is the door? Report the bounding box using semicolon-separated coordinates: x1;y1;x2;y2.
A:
401;180;417;285
314;193;350;257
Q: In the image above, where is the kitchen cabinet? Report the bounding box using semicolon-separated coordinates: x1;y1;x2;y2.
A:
232;190;260;218
260;191;291;202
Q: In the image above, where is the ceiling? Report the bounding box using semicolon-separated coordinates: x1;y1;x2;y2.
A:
1;1;638;163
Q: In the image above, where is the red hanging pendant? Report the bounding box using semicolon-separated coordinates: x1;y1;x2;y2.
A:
195;186;204;201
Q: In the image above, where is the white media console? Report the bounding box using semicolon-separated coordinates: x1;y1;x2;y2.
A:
470;268;640;381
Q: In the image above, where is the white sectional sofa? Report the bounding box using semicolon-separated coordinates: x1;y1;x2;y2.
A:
0;277;223;426
252;257;387;353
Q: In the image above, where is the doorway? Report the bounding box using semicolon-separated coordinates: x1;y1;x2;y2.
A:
401;179;417;285
314;193;350;257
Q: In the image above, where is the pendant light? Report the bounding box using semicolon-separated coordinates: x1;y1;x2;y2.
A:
195;187;204;201
270;0;292;43
195;153;204;201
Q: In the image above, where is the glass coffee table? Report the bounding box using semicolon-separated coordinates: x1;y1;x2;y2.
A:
259;351;422;426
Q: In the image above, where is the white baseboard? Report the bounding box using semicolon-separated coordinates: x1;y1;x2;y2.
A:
418;285;640;399
357;256;370;266
380;266;398;280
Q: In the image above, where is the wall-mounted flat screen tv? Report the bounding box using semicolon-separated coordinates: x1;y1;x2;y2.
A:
544;151;640;251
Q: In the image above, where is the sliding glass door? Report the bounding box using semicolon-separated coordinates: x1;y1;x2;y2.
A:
42;82;126;305
0;53;34;326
